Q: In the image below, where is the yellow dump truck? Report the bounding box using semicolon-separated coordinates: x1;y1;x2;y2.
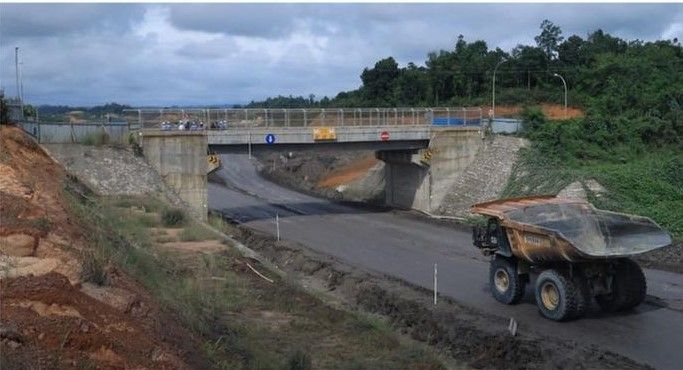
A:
471;196;672;321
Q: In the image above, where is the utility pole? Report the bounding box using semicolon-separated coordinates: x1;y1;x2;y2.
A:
14;47;20;100
15;47;24;117
492;57;507;119
19;61;24;102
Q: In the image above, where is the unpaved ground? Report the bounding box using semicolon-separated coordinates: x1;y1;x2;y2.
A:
490;103;584;119
255;150;384;203
0;125;203;369
215;216;649;370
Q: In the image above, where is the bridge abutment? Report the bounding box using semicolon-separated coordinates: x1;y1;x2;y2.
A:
140;131;208;220
378;129;482;213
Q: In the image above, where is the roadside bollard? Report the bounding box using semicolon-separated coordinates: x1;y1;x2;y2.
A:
276;212;280;241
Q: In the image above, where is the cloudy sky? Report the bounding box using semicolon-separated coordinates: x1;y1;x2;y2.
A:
1;3;682;106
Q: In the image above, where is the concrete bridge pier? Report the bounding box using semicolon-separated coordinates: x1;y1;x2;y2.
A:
377;129;482;213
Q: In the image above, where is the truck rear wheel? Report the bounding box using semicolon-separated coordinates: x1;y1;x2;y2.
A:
596;259;647;312
535;269;579;321
489;256;525;304
570;272;591;319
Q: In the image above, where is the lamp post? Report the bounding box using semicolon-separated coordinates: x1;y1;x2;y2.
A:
492;57;507;119
553;73;567;119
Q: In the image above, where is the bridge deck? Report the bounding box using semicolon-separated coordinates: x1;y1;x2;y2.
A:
141;125;480;151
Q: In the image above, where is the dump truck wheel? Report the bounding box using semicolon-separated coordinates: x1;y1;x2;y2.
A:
535;269;578;321
596;259;647;312
570;272;591;319
489;256;525;304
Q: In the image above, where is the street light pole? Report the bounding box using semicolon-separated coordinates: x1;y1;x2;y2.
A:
553;73;568;119
492;58;507;119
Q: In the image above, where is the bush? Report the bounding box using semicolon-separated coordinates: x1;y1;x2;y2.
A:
287;350;312;370
81;250;108;285
179;225;215;241
161;208;186;227
520;105;547;132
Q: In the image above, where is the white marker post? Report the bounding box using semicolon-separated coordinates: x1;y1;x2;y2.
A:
508;318;518;337
248;131;252;159
276;212;280;241
433;262;438;305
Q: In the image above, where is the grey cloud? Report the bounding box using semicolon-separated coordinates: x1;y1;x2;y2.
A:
1;3;681;106
0;4;145;40
168;4;309;38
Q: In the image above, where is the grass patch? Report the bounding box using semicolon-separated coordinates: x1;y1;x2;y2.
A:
161;208;186;227
155;235;177;243
137;213;159;228
80;249;108;285
108;195;166;213
179;225;216;242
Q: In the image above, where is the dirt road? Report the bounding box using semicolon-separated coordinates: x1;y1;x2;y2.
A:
209;154;683;370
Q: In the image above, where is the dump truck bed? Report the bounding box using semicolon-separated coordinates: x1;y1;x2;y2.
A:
471;196;672;263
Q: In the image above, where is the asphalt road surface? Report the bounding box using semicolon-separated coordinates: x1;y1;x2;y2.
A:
209;154;683;370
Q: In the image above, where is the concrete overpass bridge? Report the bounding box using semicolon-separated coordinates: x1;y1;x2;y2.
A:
133;107;487;219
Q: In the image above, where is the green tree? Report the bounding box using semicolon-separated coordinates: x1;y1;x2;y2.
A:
361;57;400;106
535;19;564;60
23;104;37;118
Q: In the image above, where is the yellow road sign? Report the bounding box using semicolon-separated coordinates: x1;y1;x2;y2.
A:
207;154;220;165
313;127;337;141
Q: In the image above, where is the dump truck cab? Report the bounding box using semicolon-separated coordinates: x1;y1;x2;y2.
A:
470;196;672;321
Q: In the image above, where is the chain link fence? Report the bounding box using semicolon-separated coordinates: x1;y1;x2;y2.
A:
122;107;483;130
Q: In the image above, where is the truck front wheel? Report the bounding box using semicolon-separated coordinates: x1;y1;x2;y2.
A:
489;256;525;304
535;269;580;321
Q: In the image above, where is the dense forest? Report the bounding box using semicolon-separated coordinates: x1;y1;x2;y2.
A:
248;20;681;113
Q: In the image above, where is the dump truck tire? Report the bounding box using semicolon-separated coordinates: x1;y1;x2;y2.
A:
596;258;647;312
570;271;591;319
489;256;525;304
535;269;579;321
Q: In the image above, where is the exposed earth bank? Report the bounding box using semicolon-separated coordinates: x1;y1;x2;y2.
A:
0;126;203;369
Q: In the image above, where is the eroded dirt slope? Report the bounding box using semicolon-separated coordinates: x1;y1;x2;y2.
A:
0;125;203;369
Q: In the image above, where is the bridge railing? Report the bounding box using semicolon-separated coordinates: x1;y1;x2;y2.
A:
123;107;483;130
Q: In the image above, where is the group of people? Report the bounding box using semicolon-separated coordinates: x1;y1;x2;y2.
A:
159;120;228;131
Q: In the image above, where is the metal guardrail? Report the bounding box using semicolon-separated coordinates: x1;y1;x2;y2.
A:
122;107;483;130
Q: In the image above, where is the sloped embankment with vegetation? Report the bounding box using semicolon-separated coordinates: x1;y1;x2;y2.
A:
503;104;682;272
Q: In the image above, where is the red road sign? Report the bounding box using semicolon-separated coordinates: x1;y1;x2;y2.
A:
380;131;390;141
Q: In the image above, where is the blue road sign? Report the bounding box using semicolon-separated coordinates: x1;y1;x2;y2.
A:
265;133;276;144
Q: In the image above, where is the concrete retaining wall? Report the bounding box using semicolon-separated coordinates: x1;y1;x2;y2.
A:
141;132;208;219
427;130;483;210
381;129;482;213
